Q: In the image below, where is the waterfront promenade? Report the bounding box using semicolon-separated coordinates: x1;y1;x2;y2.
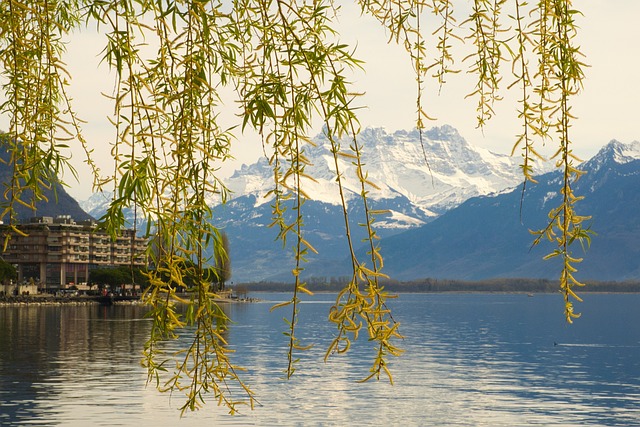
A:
0;294;134;306
0;290;243;306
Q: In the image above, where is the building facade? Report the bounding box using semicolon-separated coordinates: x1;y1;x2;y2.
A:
1;216;147;290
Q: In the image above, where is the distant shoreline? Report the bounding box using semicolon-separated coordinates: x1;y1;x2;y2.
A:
233;278;640;294
3;278;638;306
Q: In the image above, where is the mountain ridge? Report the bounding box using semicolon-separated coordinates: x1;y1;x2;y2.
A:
78;127;639;283
369;139;640;282
221;125;542;218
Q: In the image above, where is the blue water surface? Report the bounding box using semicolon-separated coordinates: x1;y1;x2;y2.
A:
0;292;638;426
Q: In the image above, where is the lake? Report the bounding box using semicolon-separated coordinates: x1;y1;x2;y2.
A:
1;292;639;426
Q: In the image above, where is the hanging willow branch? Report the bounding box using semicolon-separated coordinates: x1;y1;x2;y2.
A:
0;0;589;413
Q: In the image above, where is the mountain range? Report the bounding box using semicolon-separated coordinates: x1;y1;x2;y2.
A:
222;126;534;219
77;126;640;283
205;126;547;282
373;140;640;281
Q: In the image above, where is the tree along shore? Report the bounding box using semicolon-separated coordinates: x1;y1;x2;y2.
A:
233;277;640;294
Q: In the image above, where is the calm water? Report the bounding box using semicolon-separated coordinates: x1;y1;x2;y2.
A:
1;293;639;426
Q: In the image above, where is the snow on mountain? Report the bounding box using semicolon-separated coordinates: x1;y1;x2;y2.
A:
376;137;640;281
583;139;640;172
222;125;539;221
75;124;576;282
607;140;640;164
82;125;545;229
80;191;112;218
77;135;640;282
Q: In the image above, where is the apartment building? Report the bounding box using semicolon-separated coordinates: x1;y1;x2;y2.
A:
1;215;147;290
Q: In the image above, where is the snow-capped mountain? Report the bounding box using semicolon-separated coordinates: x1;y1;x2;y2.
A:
222;125;538;223
81;191;112;218
581;139;640;173
370;139;640;281
80;125;552;282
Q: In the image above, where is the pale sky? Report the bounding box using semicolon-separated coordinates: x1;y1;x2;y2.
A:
3;1;639;200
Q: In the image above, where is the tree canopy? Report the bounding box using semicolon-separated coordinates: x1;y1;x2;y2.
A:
89;265;148;289
0;257;16;284
0;0;591;414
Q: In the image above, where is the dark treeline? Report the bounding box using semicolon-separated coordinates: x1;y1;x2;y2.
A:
233;277;640;293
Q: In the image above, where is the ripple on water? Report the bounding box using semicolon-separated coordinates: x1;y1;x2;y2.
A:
1;294;640;426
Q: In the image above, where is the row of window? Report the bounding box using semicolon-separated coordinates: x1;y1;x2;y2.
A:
12;254;145;263
14;235;139;246
13;245;139;254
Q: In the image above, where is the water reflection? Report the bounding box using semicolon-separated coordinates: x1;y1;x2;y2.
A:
0;305;153;426
1;294;639;426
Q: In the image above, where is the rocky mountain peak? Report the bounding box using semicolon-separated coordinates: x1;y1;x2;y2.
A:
221;126;527;216
583;139;640;172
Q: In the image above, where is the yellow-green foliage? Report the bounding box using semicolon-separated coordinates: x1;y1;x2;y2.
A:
0;0;589;414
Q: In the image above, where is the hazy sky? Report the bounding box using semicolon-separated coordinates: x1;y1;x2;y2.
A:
3;1;639;200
